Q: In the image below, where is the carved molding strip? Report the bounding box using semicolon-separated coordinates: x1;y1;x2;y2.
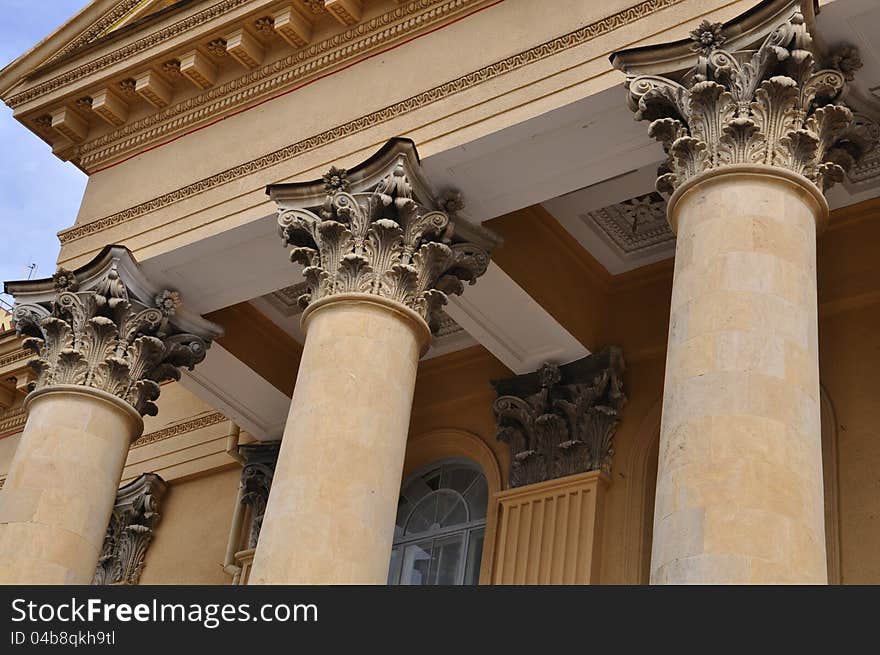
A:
265;284;466;339
75;0;488;169
93;472;168;585
0;349;30;369
7;0;255;107
131;410;226;448
57;0;685;245
492;347;626;488
0;406;26;436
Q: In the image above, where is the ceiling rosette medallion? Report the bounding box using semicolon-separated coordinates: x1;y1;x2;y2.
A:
617;10;878;194
269;138;501;331
4;246;222;418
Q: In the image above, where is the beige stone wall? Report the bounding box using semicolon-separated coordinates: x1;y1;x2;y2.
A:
817;199;880;584
138;467;241;585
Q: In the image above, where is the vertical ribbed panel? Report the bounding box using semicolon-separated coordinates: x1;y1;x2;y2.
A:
488;471;609;585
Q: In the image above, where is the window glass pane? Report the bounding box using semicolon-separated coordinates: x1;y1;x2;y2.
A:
404;493;438;535
464;528;485;585
429;534;464;585
435;490;468;528
400;540;433;585
387;546;401;585
391;460;488;586
442;465;478;494
394;496;411;539
464;475;488;520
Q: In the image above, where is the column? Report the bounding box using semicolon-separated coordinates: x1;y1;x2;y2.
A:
616;14;876;583
0;247;219;584
249;139;497;584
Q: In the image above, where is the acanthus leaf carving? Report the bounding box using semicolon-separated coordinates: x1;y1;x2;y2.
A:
624;11;878;194
272;140;499;329
492;347;626;488
8;247;219;417
238;442;281;550
93;473;168;586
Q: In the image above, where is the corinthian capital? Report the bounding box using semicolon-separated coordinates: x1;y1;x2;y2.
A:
268;138;500;330
4;246;222;417
613;8;878;195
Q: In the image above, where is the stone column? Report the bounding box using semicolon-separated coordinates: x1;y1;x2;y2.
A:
615;13;876;583
249;139;497;584
0;247;219;584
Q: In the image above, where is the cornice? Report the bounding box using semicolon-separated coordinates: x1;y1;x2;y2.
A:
6;0;254;107
132;410;227;448
58;0;686;245
75;0;488;170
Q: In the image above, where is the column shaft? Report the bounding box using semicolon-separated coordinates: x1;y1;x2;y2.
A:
249;294;429;584
0;387;142;584
652;166;828;584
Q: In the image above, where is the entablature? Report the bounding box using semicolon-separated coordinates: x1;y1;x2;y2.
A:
3;0;479;173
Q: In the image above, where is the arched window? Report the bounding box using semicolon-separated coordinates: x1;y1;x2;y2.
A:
388;459;488;585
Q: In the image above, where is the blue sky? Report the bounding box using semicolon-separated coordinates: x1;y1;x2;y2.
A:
0;0;91;308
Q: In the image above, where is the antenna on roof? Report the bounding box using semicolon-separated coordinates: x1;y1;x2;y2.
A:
25;263;37;280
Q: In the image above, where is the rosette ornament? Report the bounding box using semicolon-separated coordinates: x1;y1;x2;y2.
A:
623;12;877;193
270;138;499;331
5;246;221;417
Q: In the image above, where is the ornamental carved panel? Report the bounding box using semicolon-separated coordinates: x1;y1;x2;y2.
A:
491;347;626;488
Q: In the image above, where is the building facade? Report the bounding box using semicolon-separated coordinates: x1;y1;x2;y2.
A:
0;0;879;584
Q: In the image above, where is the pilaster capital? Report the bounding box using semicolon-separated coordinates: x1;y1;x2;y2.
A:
94;473;168;586
613;5;879;196
239;442;280;549
491;347;627;488
268;138;501;331
5;246;222;417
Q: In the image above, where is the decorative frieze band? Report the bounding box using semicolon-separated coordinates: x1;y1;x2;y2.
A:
0;349;30;369
132;411;227;448
0;406;26;436
57;0;686;245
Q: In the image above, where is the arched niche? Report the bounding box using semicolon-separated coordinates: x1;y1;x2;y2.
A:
402;429;502;584
403;429;502;497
